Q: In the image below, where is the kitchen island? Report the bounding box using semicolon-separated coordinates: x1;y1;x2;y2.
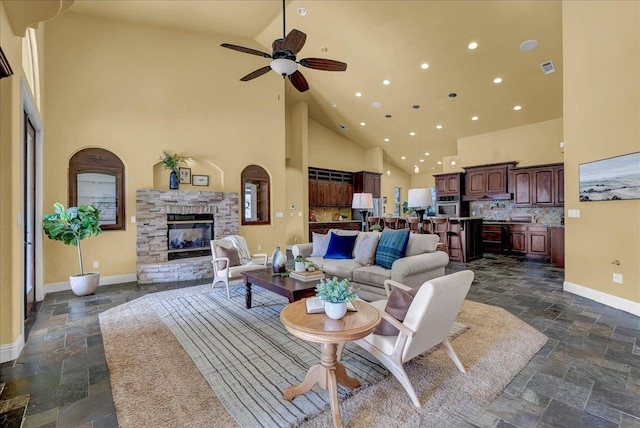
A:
442;217;484;263
308;220;361;240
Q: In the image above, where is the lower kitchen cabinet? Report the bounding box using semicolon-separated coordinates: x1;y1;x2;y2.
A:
448;218;483;263
484;222;552;262
550;226;565;268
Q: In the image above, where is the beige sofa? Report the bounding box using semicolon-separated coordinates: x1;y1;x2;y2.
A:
292;229;449;301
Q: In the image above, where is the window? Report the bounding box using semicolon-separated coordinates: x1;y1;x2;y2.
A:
69;148;125;231
394;187;401;216
241;165;270;225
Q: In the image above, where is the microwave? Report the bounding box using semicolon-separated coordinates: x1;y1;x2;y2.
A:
436;201;460;217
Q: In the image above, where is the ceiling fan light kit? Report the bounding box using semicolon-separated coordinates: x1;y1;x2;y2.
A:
220;0;347;92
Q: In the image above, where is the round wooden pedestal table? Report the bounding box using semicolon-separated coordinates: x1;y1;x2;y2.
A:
280;299;380;428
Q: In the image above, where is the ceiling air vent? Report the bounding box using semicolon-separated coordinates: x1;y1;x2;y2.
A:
540;61;556;75
337;124;348;130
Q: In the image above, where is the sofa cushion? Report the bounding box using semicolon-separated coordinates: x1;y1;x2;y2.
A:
373;285;420;336
353;264;392;288
311;232;330;257
375;229;410;269
214;245;241;267
354;234;380;266
405;233;440;256
322;259;362;281
324;233;358;259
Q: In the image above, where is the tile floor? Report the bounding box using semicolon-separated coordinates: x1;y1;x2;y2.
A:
1;254;638;427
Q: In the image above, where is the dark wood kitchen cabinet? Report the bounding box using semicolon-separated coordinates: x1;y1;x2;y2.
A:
353;171;381;198
308;168;353;207
482;224;507;253
434;173;463;196
463;162;516;200
550;226;565;268
507;224;550;260
511;163;564;207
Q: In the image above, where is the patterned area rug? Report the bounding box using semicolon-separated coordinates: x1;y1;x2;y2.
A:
154;287;467;428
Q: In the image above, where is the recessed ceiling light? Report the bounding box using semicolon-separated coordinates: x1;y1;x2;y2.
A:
409;131;416;136
520;39;538;52
401;156;406;160
513;105;522;111
337;124;348;130
468;41;478;50
424;152;430;156
372;101;382;108
493;77;502;84
355;92;362;97
330;102;337;108
471;116;479;121
360;122;366;126
382;80;390;85
385;114;392;118
414;165;420;173
320;47;328;53
384;138;390;142
419;159;424;162
421;63;429;70
437;161;442;165
436;124;443;129
297;7;307;16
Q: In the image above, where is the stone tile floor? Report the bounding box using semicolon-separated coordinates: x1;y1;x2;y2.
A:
1;254;638;427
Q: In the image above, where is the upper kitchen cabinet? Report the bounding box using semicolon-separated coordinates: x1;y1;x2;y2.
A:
511;163;564;207
308;168;353;207
463;162;517;200
353;171;381;198
434;173;463;196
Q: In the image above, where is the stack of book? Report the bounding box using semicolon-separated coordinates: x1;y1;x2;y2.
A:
305;297;358;314
289;270;325;282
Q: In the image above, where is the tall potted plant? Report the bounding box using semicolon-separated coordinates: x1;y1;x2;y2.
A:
43;202;102;296
161;150;186;190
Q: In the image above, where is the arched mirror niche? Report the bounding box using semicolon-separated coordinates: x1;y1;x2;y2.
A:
69;148;125;231
241;165;270;225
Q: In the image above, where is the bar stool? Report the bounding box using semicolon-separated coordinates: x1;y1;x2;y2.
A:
407;217;419;233
367;216;381;231
383;217;399;230
430;217;449;253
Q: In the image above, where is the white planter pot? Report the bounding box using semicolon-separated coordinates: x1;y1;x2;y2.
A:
69;272;100;296
325;302;347;320
294;261;306;272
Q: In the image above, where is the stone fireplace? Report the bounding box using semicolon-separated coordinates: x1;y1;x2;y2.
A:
136;189;238;283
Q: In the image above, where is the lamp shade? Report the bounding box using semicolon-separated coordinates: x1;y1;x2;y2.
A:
352;193;374;210
407;188;433;208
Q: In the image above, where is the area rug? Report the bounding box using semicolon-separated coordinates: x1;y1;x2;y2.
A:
153;289;466;428
99;283;548;427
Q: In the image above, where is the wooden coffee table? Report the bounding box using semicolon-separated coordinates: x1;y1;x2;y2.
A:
241;268;319;309
280;299;380;428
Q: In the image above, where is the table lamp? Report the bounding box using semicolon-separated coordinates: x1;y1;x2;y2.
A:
352;193;374;232
408;188;433;234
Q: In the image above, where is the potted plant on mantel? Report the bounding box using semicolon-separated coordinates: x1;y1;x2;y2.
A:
161;150;186;190
43;203;102;296
315;277;357;320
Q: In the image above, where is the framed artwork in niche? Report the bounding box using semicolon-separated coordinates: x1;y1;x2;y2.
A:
579;151;640;201
179;167;191;184
192;175;209;186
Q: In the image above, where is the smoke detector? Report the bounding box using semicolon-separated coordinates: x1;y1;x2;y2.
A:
540;61;556;75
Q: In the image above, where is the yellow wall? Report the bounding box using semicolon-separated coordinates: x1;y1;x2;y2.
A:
562;1;640;304
42;12;286;280
308;119;370;172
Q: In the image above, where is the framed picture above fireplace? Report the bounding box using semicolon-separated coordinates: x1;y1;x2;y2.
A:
179;167;191;184
192;175;209;186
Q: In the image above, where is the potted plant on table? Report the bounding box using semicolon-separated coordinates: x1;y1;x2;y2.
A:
315;277;357;320
161;150;186;190
43;202;102;296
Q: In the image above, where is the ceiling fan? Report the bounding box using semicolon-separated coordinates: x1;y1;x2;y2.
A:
220;0;347;92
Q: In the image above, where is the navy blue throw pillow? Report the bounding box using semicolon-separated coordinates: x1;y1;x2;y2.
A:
375;229;410;269
324;233;358;259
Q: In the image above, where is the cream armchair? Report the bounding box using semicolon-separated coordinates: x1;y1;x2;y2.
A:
354;270;474;407
211;235;268;298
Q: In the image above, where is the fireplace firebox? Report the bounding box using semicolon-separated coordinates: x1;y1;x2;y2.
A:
167;214;214;261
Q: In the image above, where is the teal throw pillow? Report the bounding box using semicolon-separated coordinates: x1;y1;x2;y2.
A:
324;233;358;259
375;229;410;269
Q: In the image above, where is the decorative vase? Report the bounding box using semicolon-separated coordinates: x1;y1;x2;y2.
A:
272;246;286;273
69;272;100;296
325;302;348;320
294;261;306;272
169;170;179;190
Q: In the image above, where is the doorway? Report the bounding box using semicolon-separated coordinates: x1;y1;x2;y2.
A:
23;113;36;319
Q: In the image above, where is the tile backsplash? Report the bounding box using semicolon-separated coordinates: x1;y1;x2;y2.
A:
470;200;564;225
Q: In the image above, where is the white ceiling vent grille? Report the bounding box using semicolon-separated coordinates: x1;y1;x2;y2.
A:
540;61;556;75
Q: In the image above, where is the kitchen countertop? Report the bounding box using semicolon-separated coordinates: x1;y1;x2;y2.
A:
309;220;361;223
483;220;564;227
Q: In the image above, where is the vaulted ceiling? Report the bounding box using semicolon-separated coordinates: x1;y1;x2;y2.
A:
69;0;563;174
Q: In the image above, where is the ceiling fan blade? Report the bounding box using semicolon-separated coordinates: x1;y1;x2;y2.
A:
240;66;272;82
288;70;309;92
220;43;272;58
299;58;347;72
283;29;306;54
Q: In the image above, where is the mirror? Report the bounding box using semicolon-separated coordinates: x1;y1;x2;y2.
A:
241;165;270;225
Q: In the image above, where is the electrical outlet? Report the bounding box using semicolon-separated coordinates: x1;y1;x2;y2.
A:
613;273;623;284
257;245;262;251
131;216;136;223
92;261;99;269
567;209;580;218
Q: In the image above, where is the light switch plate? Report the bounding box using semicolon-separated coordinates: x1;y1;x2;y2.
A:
567;209;580;218
131;216;136;223
613;273;623;284
276;212;284;218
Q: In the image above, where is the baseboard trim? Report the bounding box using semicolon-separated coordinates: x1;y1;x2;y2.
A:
564;281;640;317
44;273;137;296
0;334;24;364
